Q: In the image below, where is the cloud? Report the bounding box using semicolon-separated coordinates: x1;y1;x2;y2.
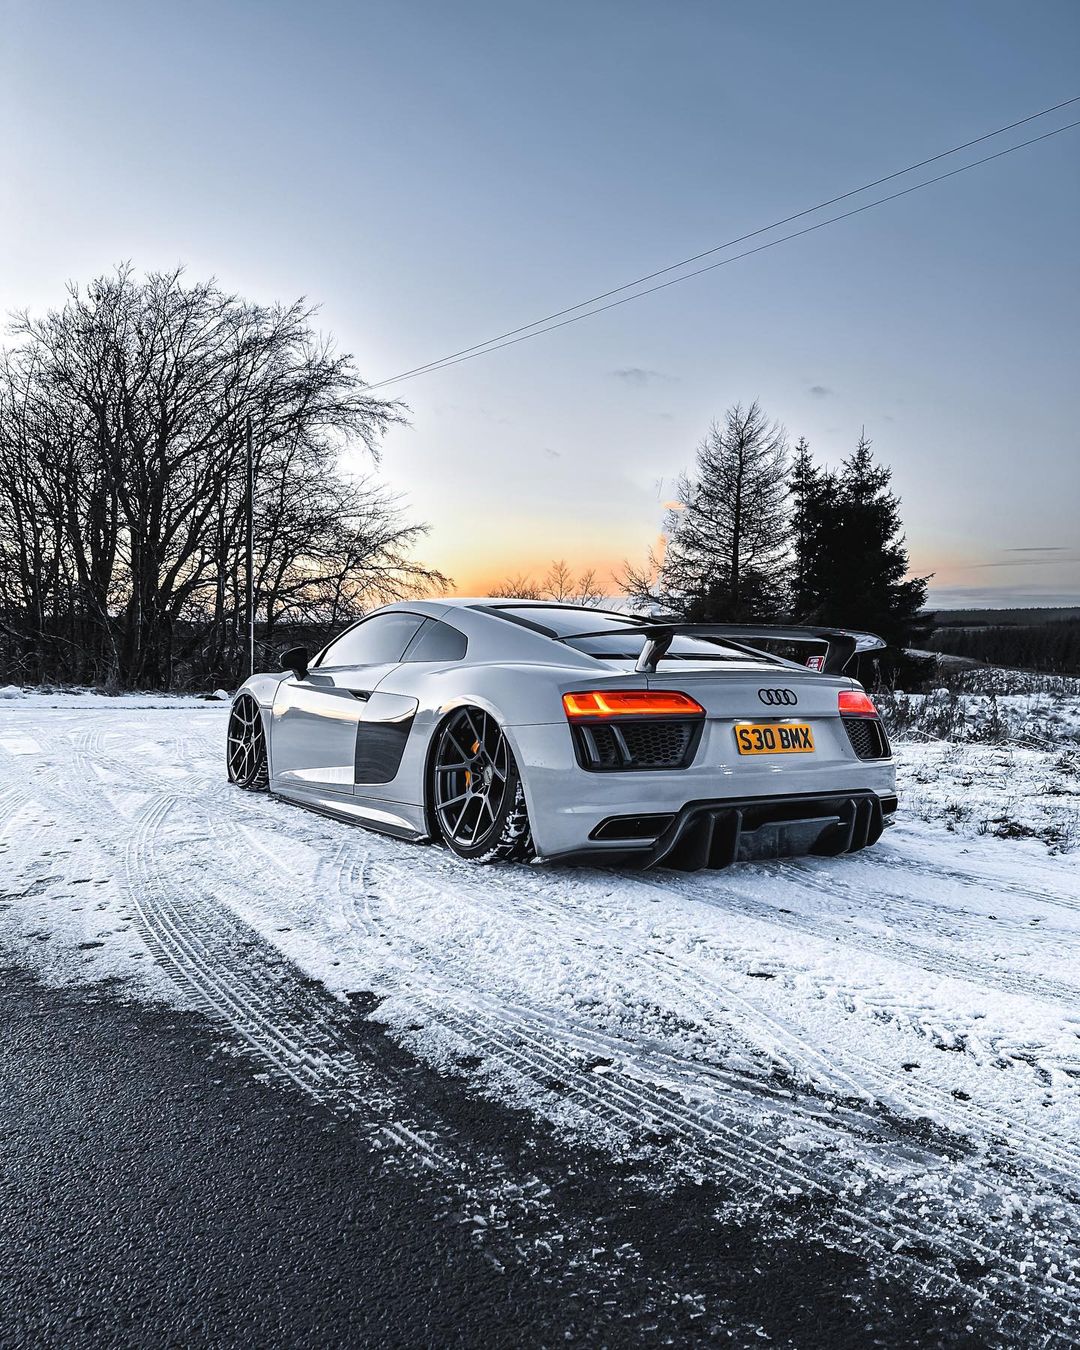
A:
967;552;1080;569
808;384;833;397
1003;546;1069;553
610;367;672;387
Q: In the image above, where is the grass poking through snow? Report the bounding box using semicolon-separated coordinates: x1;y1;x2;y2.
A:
878;669;1080;853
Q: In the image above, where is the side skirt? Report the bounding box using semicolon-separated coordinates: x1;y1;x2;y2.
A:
270;787;430;843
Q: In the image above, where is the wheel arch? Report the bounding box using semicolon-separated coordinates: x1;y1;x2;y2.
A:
226;687;271;790
233;674;285;777
421;696;536;844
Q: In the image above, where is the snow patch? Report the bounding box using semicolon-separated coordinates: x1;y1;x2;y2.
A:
1;690;1079;1333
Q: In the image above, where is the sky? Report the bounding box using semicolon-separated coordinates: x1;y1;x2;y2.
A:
2;0;1078;607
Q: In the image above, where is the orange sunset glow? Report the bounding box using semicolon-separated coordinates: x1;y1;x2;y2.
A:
434;524;670;597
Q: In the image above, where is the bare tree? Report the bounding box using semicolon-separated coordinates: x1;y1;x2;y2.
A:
540;559;577;602
618;552;666;612
568;567;604;608
0;266;445;688
489;573;544;600
539;559;605;606
490;560;606;606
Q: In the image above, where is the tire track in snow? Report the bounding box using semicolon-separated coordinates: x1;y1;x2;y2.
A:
206;823;898;1187
6;732;462;1169
665;856;1080;1104
323;850;1080;1343
303;833;1080;1334
7;715;1080;1342
374;831;1080;1189
366;840;1080;1188
774;850;1080;928
0;783;30;822
656;866;1080;1005
836;845;1080;916
187;801;1080;1339
17;726;1080;1188
601;868;1080;1188
123;795;451;1163
99;783;720;1332
137;726;1080;1201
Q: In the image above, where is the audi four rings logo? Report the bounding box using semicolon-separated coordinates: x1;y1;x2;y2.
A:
758;688;798;706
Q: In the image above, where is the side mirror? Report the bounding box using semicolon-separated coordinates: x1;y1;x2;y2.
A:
280;645;309;679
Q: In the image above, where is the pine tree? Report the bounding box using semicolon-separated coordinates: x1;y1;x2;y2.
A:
659;401;789;620
801;430;930;677
788;436;826;620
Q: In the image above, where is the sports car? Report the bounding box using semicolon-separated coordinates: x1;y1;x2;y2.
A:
226;599;896;869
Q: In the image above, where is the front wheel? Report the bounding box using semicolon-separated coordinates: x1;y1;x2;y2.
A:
431;707;533;863
226;692;270;791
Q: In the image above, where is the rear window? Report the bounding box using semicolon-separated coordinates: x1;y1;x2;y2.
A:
489;605;761;663
490;605;631;636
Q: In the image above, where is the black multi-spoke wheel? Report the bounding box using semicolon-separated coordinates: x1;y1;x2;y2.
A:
431;706;533;862
226;692;270;791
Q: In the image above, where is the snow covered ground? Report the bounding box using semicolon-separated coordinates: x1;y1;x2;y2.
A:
2;688;1079;1344
880;675;1080;853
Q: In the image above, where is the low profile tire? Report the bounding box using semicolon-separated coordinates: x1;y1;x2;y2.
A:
431;706;533;863
226;692;270;791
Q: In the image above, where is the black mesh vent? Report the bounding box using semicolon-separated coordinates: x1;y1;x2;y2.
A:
622;721;694;765
580;724;622;768
842;715;890;760
573;719;699;771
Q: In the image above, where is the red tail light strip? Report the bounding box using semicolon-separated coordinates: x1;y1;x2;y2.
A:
563;690;705;719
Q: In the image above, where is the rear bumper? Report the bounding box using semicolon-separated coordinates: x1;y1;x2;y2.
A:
506;720;896;863
547;790;897;871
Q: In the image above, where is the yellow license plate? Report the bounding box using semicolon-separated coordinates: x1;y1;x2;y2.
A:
735;722;815;755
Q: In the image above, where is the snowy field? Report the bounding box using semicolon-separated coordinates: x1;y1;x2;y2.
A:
2;687;1080;1345
879;674;1080;854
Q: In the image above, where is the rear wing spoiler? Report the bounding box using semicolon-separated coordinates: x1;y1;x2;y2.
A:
556;621;886;675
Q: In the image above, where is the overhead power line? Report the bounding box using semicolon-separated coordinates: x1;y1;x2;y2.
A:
364;97;1080;392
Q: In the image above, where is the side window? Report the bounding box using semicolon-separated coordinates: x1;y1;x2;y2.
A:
402;618;468;662
317;613;424;668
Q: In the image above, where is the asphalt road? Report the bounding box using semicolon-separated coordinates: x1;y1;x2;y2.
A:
0;961;989;1349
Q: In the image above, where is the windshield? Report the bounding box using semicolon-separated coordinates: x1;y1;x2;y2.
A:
488;605;775;663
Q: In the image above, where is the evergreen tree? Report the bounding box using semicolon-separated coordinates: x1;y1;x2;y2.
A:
800;430;930;678
658;401;789;620
787;435;826;620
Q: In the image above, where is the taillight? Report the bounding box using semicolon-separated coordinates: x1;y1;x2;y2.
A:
563;690;705;719
839;689;878;717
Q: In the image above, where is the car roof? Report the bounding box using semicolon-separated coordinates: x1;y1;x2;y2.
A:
372;599;788;668
350;598;608;670
370;598;639;624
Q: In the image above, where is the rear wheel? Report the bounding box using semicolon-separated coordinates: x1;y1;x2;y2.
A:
227;692;270;791
431;706;533;863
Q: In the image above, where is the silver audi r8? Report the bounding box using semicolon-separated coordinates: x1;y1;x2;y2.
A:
226;599;896;870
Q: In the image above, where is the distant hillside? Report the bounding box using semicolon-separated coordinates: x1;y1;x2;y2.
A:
929;606;1080;628
924;607;1080;674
